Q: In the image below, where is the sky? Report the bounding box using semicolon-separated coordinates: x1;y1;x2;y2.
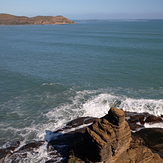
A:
0;0;163;19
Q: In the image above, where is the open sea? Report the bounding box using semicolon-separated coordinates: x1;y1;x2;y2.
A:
0;19;163;161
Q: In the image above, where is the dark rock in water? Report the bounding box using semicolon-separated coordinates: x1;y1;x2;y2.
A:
81;107;131;162
46;129;86;162
45;117;98;162
1;140;45;163
18;140;44;151
125;111;163;131
145;115;163;123
68;108;163;163
0;140;20;162
66;117;98;128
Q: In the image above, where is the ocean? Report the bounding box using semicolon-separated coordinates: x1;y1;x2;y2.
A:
0;19;163;160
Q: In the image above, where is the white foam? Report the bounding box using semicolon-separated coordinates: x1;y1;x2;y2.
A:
2;89;163;162
144;123;163;129
82;93;118;117
119;98;163;116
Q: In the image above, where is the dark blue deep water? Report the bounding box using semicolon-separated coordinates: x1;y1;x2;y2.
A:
0;20;163;144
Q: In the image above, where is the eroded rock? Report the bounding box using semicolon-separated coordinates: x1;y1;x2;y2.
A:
68;108;163;163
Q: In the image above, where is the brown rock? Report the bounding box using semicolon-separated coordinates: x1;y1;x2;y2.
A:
18;141;45;151
135;128;163;155
145;115;163;123
84;107;131;162
68;108;163;163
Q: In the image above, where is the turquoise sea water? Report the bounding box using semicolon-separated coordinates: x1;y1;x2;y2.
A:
0;20;163;144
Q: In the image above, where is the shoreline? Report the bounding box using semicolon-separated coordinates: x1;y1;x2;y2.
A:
0;108;163;162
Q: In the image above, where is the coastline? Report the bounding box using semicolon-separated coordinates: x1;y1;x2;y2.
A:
0;13;75;25
0;108;163;162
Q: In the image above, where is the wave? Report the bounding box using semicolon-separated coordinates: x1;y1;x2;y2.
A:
1;88;162;162
1;87;163;142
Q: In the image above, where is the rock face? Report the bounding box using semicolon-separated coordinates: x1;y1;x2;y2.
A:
0;108;162;163
69;108;163;163
0;13;74;25
84;108;131;162
135;128;163;158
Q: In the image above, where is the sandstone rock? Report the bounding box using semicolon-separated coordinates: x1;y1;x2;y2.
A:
83;107;132;162
125;111;163;131
68;108;163;163
66;117;98;128
18;141;44;151
0;140;20;162
1;141;45;163
130;114;145;125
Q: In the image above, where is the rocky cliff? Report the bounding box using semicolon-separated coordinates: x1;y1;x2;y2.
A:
0;13;74;25
0;108;163;163
68;108;163;163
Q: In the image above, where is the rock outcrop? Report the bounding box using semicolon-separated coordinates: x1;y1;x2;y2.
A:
0;13;74;25
83;108;131;162
0;108;162;163
68;108;163;163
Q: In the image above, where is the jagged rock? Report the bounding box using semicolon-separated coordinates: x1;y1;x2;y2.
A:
125;111;163;131
82;107;131;162
18;141;44;151
66;117;98;128
145;115;163;123
134;128;163;157
45;117;97;162
0;140;20;162
68;108;163;163
130;114;145;124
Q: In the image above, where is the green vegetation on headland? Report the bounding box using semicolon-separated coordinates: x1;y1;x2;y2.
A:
0;13;75;25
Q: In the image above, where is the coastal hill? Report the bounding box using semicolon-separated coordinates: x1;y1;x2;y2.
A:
0;13;74;25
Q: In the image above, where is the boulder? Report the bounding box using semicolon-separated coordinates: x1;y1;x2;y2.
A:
1;141;45;163
145;115;163;123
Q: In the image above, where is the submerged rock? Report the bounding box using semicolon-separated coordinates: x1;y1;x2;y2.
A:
0;140;20;162
125;111;163;131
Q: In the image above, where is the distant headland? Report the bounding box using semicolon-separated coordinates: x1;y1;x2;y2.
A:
0;13;75;25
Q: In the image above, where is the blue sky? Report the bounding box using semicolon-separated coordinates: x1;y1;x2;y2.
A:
1;0;163;19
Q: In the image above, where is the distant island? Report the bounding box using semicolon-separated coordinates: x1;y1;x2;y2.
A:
0;13;74;25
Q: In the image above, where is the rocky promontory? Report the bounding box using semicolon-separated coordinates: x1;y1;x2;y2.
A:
0;108;163;162
0;13;74;25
